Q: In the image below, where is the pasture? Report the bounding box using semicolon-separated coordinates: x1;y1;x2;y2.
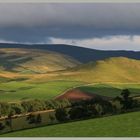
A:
0;80;84;102
1;111;140;137
78;83;140;97
1;79;140;102
0;109;57;135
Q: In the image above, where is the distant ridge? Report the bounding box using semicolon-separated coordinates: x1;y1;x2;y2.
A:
0;48;80;73
0;43;140;63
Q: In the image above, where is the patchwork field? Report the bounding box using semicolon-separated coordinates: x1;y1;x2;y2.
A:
1;111;140;137
0;80;84;102
1;78;140;102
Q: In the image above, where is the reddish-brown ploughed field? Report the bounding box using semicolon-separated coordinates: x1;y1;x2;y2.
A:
56;89;110;101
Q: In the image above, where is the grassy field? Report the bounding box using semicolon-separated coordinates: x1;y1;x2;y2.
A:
78;83;140;97
1;111;140;137
0;80;84;102
0;79;140;102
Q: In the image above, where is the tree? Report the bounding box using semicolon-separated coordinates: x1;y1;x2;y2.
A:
49;115;55;123
55;108;68;122
5;111;14;131
0;123;5;130
101;100;114;114
68;106;89;120
86;105;98;117
94;104;104;116
10;103;24;115
36;114;42;124
26;114;36;124
21;99;46;113
0;102;11;117
121;89;130;100
121;89;134;110
26;113;42;124
112;97;123;113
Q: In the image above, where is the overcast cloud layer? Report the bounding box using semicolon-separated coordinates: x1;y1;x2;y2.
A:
0;3;140;50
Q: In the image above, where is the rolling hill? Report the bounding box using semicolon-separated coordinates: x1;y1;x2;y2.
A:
1;46;140;84
48;57;140;83
0;48;81;74
1;43;140;63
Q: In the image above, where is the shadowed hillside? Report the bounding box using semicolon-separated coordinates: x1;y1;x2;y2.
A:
1;43;140;63
0;48;81;74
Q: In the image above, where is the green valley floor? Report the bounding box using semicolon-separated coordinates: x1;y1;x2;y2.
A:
1;111;140;137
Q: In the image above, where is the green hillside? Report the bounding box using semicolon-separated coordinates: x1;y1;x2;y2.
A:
78;83;140;97
54;57;140;83
1;54;140;102
0;80;84;102
1;111;140;137
0;48;81;74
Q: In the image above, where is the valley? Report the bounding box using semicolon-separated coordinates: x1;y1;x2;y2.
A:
0;44;140;136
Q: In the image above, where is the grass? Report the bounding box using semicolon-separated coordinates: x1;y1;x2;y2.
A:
1;111;140;137
78;83;140;97
0;80;84;102
0;79;140;101
50;57;140;83
0;109;57;135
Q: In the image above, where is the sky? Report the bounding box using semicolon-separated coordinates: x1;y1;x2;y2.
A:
0;3;140;51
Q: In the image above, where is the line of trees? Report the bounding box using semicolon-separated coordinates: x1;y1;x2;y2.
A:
0;89;140;124
0;89;139;132
26;113;42;124
0;99;71;118
55;89;140;122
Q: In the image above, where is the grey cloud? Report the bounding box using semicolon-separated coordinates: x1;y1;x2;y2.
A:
0;3;140;44
0;3;140;29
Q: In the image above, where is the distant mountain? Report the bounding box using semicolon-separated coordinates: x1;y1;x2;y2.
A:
0;48;80;73
0;43;140;63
